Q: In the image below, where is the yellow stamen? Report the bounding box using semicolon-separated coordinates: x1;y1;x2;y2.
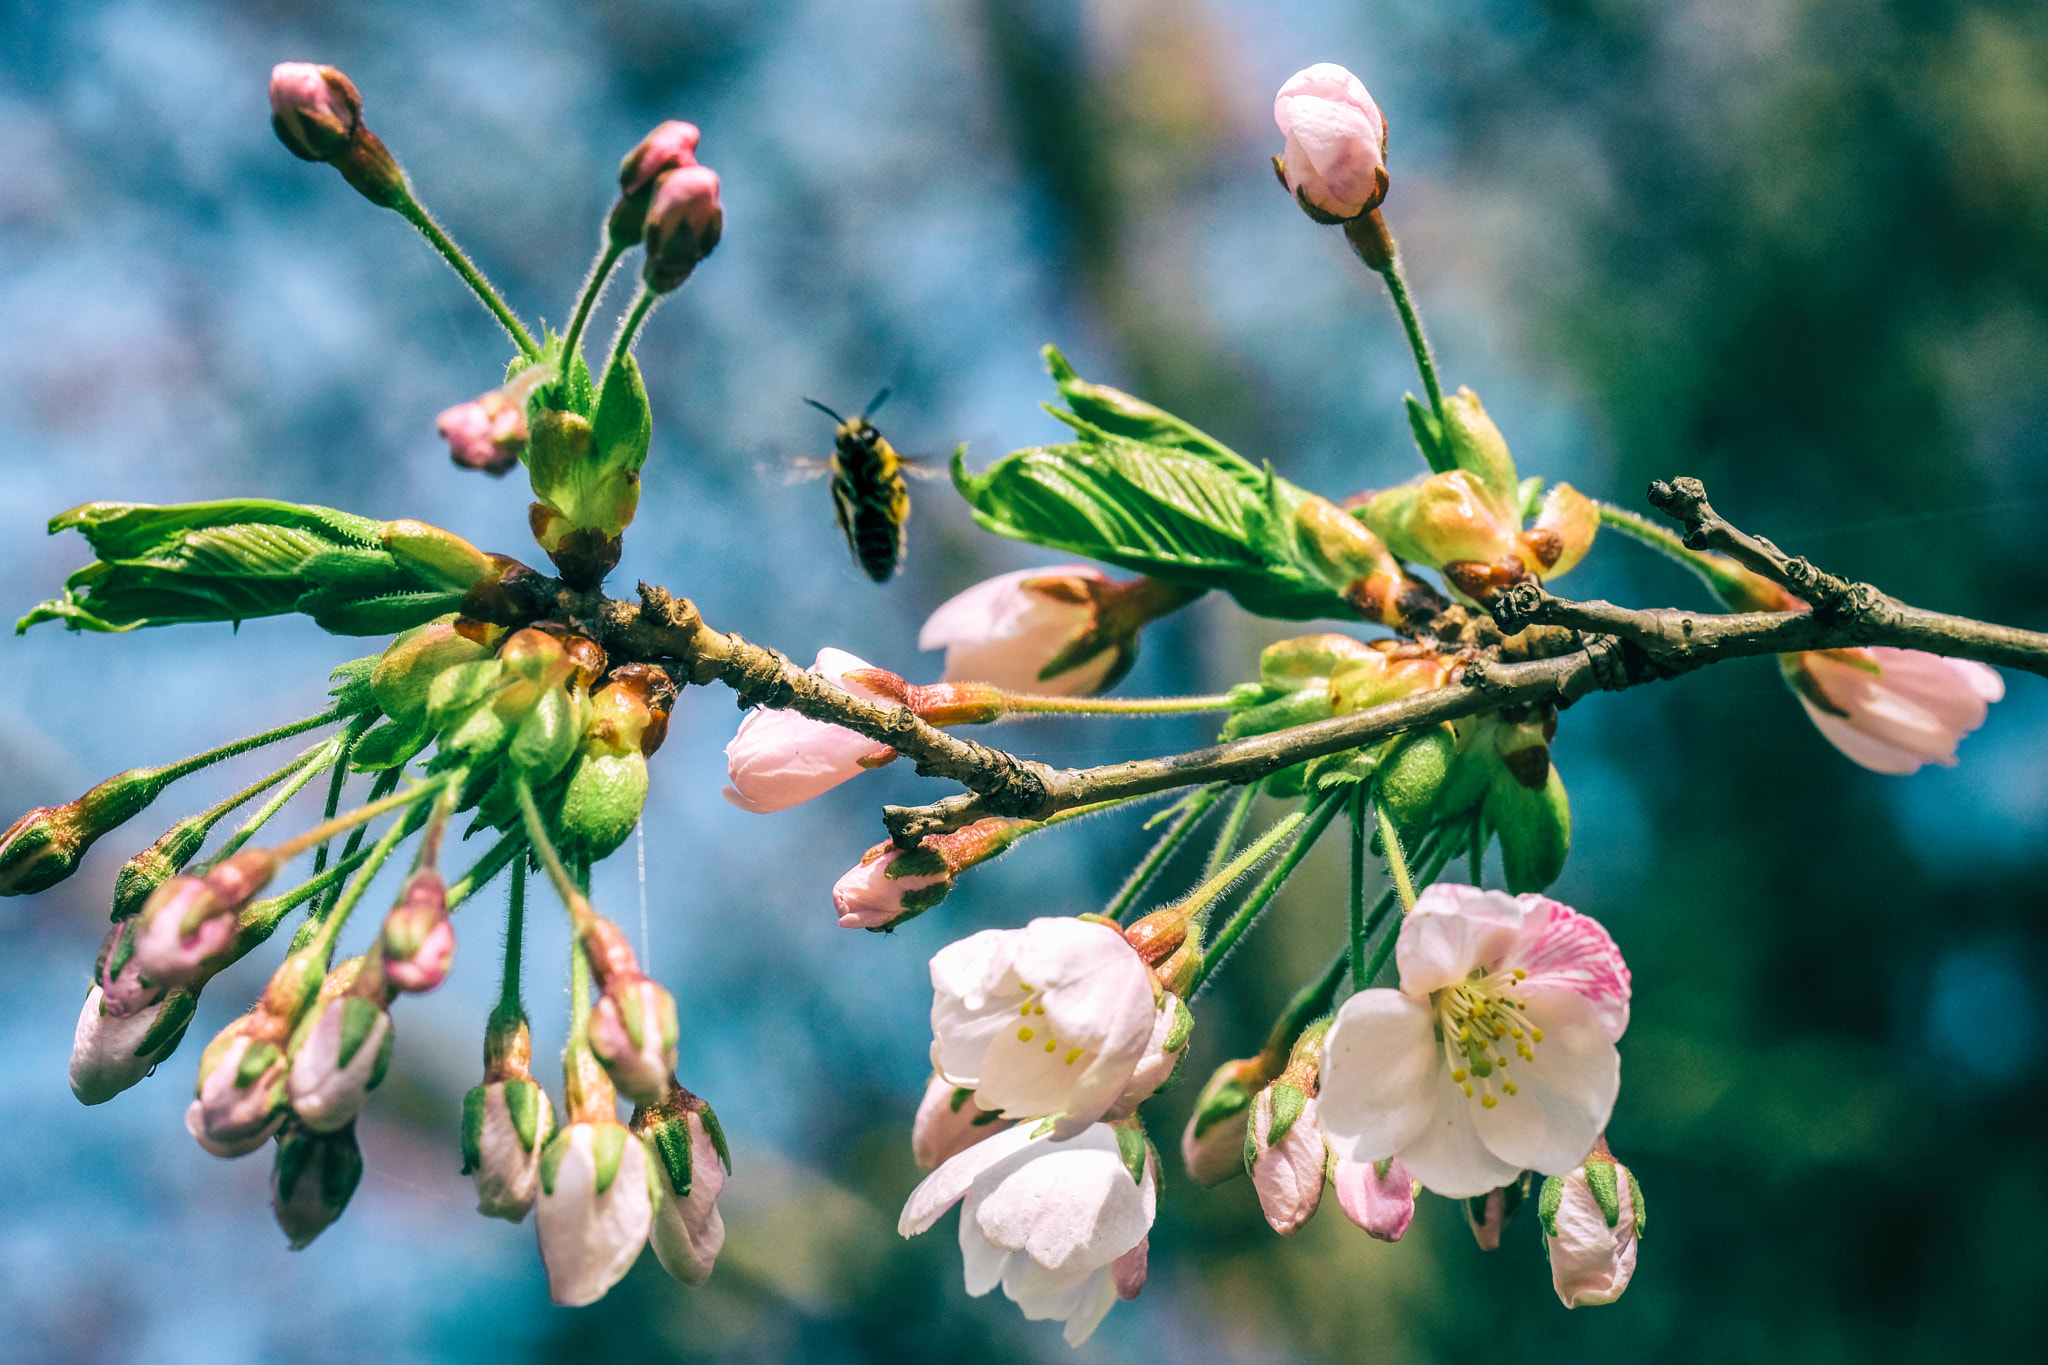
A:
1017;1027;1034;1042
1481;1094;1497;1109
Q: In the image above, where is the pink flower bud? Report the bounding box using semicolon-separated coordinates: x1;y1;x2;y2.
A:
588;977;679;1107
911;1072;1012;1169
642;164;723;293
834;843;952;929
918;565;1121;695
1111;1237;1149;1301
638;1093;729;1287
381;870;455;993
1783;646;2004;775
287;994;393;1132
437;393;525;475
1540;1149;1642;1308
129;877;231;991
71;982;191;1105
269;63;361;162
722;648;898;813
1273;64;1389;222
96;917;163;1019
189;1025;288;1158
1332;1155;1415;1242
271;1121;363;1249
536;1120;656;1306
619;121;701;197
1248;1088;1326;1235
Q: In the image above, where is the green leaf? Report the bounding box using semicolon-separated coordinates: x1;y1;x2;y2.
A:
1043;345;1251;468
1405;394;1449;473
51;499;384;562
297;588;466;637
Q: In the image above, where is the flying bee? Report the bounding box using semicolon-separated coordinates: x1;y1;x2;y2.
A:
789;388;939;583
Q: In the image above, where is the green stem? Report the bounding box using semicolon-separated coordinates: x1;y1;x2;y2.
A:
160;709;341;788
557;241;626;400
1375;803;1416;915
1469;820;1486;888
446;829;528;912
1203;781;1262;881
1356;827;1462;988
1107;785;1224;923
606;287;658;376
498;860;527;1015
1187;793;1345;996
302;802;417;964
1597;501;1754;603
1380;258;1444;424
309;715;373;881
1000;693;1237;716
204;736;346;869
241;843;380;941
273;770;453;862
394;197;540;358
1350;787;1369;991
513;775;592;927
1264;946;1354;1062
1184;801;1310;928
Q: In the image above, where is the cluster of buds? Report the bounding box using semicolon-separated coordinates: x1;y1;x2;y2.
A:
609;121;724;293
1349;389;1598;606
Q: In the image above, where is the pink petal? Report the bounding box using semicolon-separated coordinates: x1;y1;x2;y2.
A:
1332;1156;1414;1241
1251;1096;1328;1235
1550;1169;1638;1307
1499;896;1631;1042
1469;990;1617;1176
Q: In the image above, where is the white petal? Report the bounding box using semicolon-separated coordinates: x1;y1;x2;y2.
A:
972;1134;1147;1273
1395;884;1525;995
956;1185;1013;1296
899;1122;1044;1236
1252;1096;1328;1235
1500;896;1631;1042
1470;991;1617;1175
1316;990;1437;1163
536;1125;654;1307
1396;1057;1522;1197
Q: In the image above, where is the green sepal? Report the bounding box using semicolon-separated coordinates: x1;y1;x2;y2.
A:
1485;764;1571;894
110;819;208;921
1628;1166;1647;1236
651;1114;693;1198
890;880;953;922
887;848;948;880
336;996;383;1071
510;332;595;420
133;987;197;1062
590;1123;629;1196
949;1086;973;1114
539;1128;570;1197
327;655;381;717
1264;1081;1306;1147
237;1040;282;1089
1404;393;1449;473
350;718;431;772
1537;1172;1566;1239
1191;1078;1251;1140
1516;475;1545;522
1440;389;1520;511
590;352;653;478
367;1021;395;1092
699;1100;732;1175
460;1085;487;1174
1584;1158;1622;1228
427;661;503;725
1163;997;1195;1056
1114;1124;1149;1187
1029;1116;1059;1139
438;699;512;764
505;1080;547;1154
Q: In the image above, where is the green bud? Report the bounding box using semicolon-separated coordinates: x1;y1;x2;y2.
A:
1439;387;1519;513
272;1121;364;1250
1;765;176;896
558;751;650;860
437;698;513;764
369;616;491;724
349;717;431;772
382;521;493;591
1485;764;1570;894
508;687;580;782
425;659;504;724
109;815;212;920
1374;726;1456;830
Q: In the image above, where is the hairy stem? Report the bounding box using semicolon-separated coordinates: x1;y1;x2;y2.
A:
1203;781;1262;881
1374;803;1416;915
1188;791;1345;996
1380;258;1444;423
557;241;626;401
393;197;539;358
1106;785;1224;922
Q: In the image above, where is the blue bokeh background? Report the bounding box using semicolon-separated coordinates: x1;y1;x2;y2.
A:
3;0;2045;1360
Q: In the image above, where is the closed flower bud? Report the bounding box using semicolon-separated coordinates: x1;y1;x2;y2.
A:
1538;1141;1644;1308
912;1072;1013;1170
832;817;1032;931
588;977;679;1108
463;1078;556;1222
1180;1056;1272;1187
371;617;493;726
381;870;454;994
97;916;161;1019
641;164;722;293
1782;647;2004;775
70;982;195;1105
271;1121;364;1249
129;847;274;992
268;63;360;162
1248;1087;1326;1235
1273;63;1389;222
918;565;1119;695
536;1120;658;1307
287;993;394;1132
1;764;176;897
635;1088;731;1287
1107;996;1193;1119
723;648;898;813
1332;1156;1416;1242
610;121;702;247
437;365;554;476
188;1019;289;1158
1464;1170;1534;1251
1112;1238;1149;1301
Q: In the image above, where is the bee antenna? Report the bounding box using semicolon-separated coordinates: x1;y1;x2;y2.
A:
865;387;892;417
803;397;844;423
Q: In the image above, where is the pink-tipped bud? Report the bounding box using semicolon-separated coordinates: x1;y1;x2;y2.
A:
620;121;701;197
642;165;723;293
1783;647;2004;775
1273;63;1389;223
911;1072;1012;1169
189;1020;288;1158
287;993;393;1133
129;879;230;991
637;1089;730;1287
437;364;553;476
588;977;679;1108
1539;1145;1644;1308
269;63;361;163
381;870;455;993
722;648;898;813
833;843;952;930
917;566;1121;696
1247;1087;1326;1235
1332;1156;1415;1242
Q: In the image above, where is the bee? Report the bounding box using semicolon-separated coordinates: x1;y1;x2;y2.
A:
792;389;937;583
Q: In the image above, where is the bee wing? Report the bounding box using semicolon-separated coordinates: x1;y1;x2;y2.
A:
896;455;948;482
774;456;837;487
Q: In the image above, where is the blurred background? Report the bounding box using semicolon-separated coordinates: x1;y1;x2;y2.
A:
2;0;2045;1360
